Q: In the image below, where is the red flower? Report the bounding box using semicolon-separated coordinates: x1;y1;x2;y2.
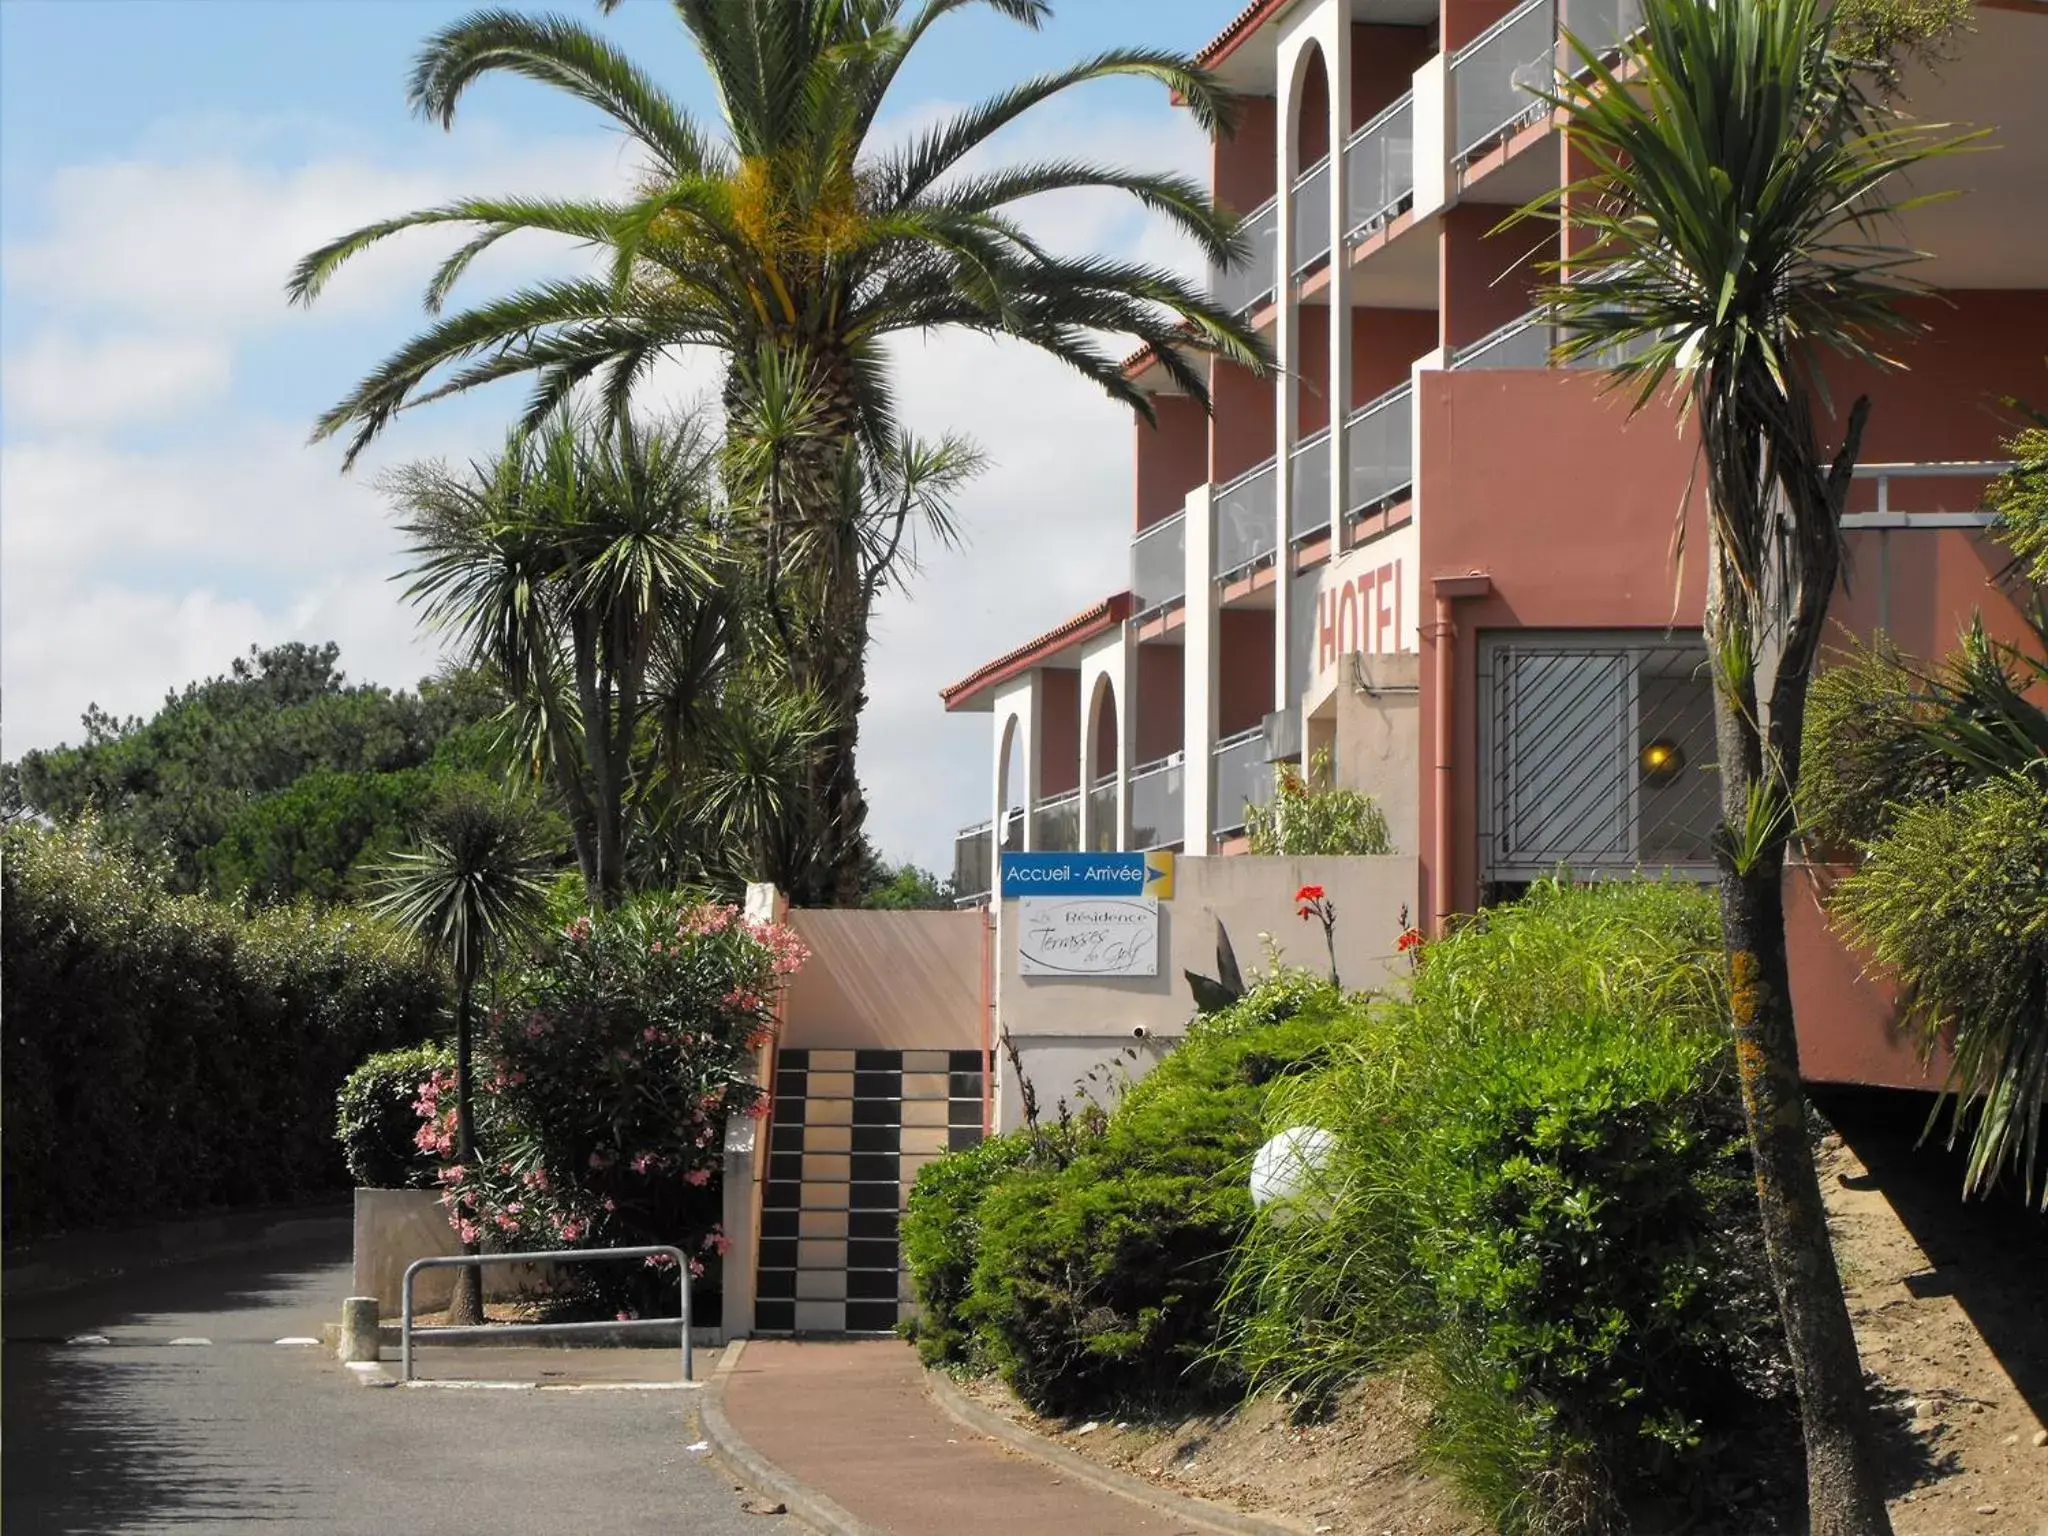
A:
1295;884;1325;903
1396;927;1423;954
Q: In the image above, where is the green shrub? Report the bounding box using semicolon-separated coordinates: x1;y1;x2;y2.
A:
902;1133;1035;1367
966;977;1362;1414
336;1043;454;1189
1224;881;1790;1534
1;820;446;1242
1244;749;1394;855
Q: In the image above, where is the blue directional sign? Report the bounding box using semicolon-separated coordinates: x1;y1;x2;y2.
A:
999;850;1174;900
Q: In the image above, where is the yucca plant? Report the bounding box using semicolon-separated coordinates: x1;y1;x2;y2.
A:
370;790;552;1323
1518;0;1972;1527
291;0;1271;903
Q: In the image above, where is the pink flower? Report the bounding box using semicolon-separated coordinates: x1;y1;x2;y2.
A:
685;1167;712;1187
688;1258;706;1278
630;1152;658;1175
702;1228;731;1257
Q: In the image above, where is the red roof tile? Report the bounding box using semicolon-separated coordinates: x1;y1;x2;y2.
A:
940;593;1135;711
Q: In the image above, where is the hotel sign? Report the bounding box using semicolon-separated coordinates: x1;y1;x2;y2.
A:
999;851;1175;900
1290;523;1420;691
1017;897;1160;978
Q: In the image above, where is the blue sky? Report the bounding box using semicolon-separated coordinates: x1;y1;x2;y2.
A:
0;0;1244;872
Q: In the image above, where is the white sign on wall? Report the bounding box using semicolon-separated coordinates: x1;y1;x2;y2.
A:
1017;897;1159;978
1288;522;1421;693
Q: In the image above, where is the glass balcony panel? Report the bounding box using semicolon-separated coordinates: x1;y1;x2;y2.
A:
1561;0;1643;66
1086;777;1117;852
1345;93;1415;241
1344;384;1414;516
1131;512;1186;614
952;819;992;903
1452;312;1554;369
1213;731;1276;837
1292;156;1332;276
1211;199;1278;315
1215;460;1278;578
1129;759;1184;851
1451;0;1557;162
1289;430;1332;544
1032;791;1080;853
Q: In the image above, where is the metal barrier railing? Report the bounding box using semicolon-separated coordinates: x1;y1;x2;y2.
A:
1212;198;1279;315
1345;92;1416;243
401;1245;693;1384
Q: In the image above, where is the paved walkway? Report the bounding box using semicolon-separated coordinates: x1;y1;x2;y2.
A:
2;1223;797;1535
720;1339;1201;1535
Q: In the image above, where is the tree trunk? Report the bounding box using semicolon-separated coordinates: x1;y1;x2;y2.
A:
1710;590;1890;1535
448;972;483;1327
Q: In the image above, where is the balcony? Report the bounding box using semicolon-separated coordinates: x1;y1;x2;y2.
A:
1129;756;1185;851
1215;459;1278;580
1451;0;1557;164
1345;93;1415;243
1212;198;1278;315
1450;310;1556;369
1345;382;1414;518
1032;790;1080;853
1289;429;1332;544
1132;512;1186;616
1292;155;1333;276
1213;729;1277;837
1562;0;1645;67
1086;775;1117;852
952;808;1022;906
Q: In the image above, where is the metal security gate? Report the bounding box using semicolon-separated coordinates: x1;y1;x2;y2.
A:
1478;632;1718;886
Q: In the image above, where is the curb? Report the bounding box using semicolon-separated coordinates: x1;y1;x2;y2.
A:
696;1339;888;1536
922;1371;1309;1536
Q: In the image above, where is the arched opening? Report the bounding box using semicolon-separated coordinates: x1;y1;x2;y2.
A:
1294;43;1330;168
1085;674;1121;851
996;712;1025;854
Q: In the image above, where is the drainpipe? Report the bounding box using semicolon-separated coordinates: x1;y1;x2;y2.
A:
1429;573;1493;935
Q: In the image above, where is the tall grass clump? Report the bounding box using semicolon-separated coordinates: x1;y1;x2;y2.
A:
1224;881;1792;1534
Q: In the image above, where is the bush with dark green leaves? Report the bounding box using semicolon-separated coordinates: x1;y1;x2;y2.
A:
336;1043;455;1189
947;980;1361;1414
1;820;447;1242
901;1132;1035;1367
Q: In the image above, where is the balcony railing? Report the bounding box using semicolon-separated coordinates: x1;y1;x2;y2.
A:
1129;756;1184;852
1452;0;1557;163
1846;460;2013;523
1131;511;1186;616
1450;310;1555;369
1345;92;1415;242
952;808;1023;905
1292;155;1333;276
1345;382;1414;519
1215;459;1278;579
1289;429;1333;544
1086;775;1117;852
1212;198;1278;316
1213;729;1276;837
1032;790;1080;853
1562;0;1644;67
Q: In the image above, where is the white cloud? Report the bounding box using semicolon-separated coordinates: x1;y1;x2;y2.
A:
1;96;1220;874
1;331;233;432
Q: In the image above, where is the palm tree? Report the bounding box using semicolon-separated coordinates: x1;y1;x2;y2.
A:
371;790;551;1324
289;0;1270;902
1525;0;1967;1528
387;408;734;908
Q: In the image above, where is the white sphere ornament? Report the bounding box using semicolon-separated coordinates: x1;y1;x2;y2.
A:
1249;1126;1338;1223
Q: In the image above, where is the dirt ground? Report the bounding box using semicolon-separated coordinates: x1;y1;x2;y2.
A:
958;1093;2047;1535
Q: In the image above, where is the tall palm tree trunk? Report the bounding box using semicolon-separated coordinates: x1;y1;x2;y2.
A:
1710;560;1890;1536
449;972;484;1327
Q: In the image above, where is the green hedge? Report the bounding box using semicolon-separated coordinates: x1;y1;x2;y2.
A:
905;979;1363;1414
335;1043;455;1190
2;821;447;1241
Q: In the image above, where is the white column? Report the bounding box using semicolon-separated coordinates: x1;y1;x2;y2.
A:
992;674;1039;855
1411;53;1453;224
1182;484;1218;853
1326;15;1353;565
1079;628;1131;853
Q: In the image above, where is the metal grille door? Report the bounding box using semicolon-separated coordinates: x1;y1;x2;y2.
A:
1480;634;1718;882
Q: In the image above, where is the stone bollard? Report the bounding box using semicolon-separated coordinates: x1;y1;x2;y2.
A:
338;1296;381;1363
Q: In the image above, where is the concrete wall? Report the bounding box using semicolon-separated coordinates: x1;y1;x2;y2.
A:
1333;651;1422;856
351;1189;557;1313
995;854;1419;1129
780;909;985;1053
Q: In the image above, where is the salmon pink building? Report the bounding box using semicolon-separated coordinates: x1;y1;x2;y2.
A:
941;0;2048;1089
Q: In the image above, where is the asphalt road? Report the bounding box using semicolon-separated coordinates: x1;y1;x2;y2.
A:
2;1225;802;1535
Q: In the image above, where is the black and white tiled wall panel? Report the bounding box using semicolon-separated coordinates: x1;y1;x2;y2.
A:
754;1047;987;1335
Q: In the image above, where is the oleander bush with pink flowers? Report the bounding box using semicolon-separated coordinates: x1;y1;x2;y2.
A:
412;894;808;1314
